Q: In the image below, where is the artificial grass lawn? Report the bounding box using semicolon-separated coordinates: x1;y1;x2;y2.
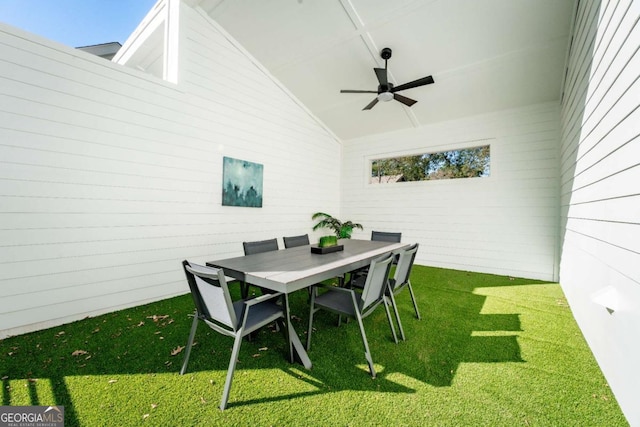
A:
1;266;627;426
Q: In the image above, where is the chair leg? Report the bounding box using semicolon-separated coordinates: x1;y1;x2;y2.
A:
386;292;404;341
277;318;288;341
220;333;243;411
240;281;249;299
337;315;351;326
306;290;316;351
354;310;376;378
180;312;199;375
407;281;421;320
383;295;400;343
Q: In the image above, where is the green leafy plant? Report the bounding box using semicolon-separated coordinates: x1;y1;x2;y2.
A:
318;235;338;248
312;212;363;239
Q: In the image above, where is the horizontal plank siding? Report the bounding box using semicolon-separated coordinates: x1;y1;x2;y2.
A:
0;2;341;338
558;0;640;425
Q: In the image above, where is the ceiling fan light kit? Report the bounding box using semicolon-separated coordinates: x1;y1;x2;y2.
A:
377;92;394;102
340;47;434;110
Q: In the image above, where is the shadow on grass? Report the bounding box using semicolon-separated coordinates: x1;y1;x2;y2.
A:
0;265;545;419
387;267;529;386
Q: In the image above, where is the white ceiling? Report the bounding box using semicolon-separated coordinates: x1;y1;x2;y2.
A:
197;0;576;140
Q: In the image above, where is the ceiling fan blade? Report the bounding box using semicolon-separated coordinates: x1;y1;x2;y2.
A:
393;93;417;107
340;89;378;93
374;67;388;87
363;98;379;110
391;75;435;92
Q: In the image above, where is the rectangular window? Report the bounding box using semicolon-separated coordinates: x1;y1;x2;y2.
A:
370;145;490;184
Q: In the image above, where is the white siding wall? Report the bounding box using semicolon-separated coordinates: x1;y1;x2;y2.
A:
559;0;640;424
342;102;561;281
0;4;341;338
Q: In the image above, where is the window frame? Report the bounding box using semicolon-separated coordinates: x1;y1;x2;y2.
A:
365;139;493;186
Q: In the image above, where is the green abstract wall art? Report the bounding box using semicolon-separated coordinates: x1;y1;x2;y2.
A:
222;157;263;207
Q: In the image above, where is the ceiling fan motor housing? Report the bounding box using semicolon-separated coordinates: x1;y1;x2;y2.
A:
379;81;394;91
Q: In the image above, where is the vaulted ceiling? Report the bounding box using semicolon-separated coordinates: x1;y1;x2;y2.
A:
197;0;576;140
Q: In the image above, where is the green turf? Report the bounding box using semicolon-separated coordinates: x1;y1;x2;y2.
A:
0;266;627;426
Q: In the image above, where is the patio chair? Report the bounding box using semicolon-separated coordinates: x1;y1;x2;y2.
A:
348;230;402;285
179;260;286;410
243;238;279;255
372;231;402;264
306;252;397;378
371;230;402;243
283;234;310;248
283;234;325;300
242;238;279;296
383;243;420;341
350;243;420;338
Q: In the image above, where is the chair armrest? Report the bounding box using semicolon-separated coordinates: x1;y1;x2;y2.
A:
243;292;284;307
320;285;355;295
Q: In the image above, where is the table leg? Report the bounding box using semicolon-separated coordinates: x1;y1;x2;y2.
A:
283;293;312;369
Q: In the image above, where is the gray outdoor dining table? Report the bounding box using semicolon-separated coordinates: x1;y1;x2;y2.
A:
207;238;408;369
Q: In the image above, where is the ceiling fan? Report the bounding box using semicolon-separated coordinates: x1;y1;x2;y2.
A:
340;47;434;110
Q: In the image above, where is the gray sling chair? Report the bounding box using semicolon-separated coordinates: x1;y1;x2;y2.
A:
179;260;286;410
371;231;402;266
371;230;403;243
351;243;420;340
242;238;279;297
283;234;310;248
283;234;316;300
243;238;279;254
306;252;397;378
385;243;421;341
348;230;402;285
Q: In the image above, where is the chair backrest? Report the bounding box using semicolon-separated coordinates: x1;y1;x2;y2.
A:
243;238;279;255
393;243;419;288
360;252;394;311
182;261;237;330
371;231;402;243
283;234;310;248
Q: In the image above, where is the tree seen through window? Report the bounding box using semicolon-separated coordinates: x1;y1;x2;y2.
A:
371;145;490;183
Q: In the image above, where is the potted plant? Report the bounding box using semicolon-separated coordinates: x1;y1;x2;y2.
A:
312;212;363;247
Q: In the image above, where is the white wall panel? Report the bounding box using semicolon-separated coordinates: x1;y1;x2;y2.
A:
0;3;341;337
342;102;561;281
559;0;640;424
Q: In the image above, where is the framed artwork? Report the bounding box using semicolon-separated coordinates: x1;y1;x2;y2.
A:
222;157;263;207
